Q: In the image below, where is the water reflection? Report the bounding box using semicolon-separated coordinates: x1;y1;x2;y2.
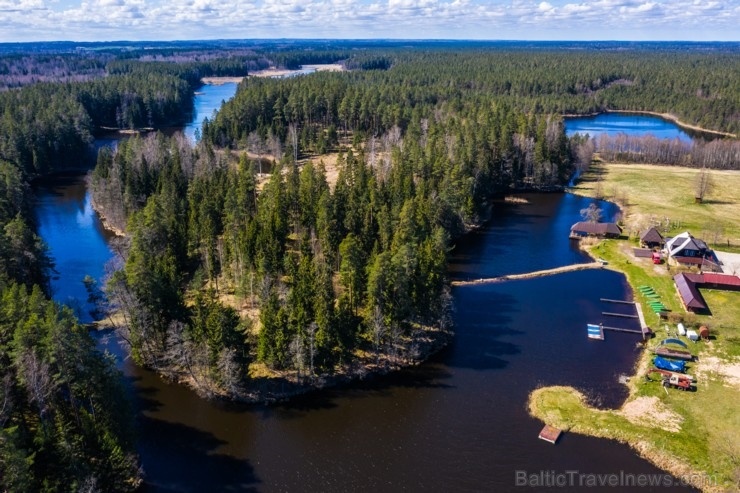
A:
565;113;700;142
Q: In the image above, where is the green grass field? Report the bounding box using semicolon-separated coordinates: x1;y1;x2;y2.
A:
572;162;740;251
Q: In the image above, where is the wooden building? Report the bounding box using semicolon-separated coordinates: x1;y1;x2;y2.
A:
570;221;622;238
665;231;719;270
673;272;740;313
640;227;664;249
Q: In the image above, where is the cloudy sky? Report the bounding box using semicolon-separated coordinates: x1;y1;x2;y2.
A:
1;0;738;42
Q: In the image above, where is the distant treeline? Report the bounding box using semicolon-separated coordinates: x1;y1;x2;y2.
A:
203;49;739;141
594;134;740;169
0;55;277;175
0;54;108;89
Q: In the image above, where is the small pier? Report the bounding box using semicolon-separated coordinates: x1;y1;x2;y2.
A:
451;262;603;286
588;300;652;341
601;325;643;335
538;425;563;444
635;302;647;328
600;298;635;305
602;312;639;319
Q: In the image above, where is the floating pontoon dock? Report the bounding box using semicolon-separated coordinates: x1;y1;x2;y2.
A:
538;425;563;444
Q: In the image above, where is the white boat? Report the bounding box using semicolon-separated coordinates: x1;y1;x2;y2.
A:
677;323;686;336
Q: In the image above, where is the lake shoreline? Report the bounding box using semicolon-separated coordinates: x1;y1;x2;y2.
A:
89;198;126;237
87;171;453;404
528;386;721;493
93;306;453;405
526;240;716;491
529;164;740;492
563;109;736;139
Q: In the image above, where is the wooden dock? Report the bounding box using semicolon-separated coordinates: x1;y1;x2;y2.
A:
602;312;639;319
538;425;563;444
635;303;651;339
451;262;603;286
601;325;643;334
600;298;635;305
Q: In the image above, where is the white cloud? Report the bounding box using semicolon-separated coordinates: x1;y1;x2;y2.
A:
0;0;738;41
0;0;45;11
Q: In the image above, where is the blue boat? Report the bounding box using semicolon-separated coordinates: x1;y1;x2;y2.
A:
654;356;686;373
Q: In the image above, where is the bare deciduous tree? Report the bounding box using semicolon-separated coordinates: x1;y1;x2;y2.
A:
370;306;387;365
247;131;265;174
574;137;595;174
0;374;13;427
289;334;306;381
306;322;318;378
694;166;714;202
288;123;299;164
267;130;282;163
388;323;403;365
217;347;241;396
580;202;603;223
20;350;56;418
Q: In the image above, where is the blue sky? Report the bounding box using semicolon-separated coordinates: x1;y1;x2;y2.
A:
1;0;738;42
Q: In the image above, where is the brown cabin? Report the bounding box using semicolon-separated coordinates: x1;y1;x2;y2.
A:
640;227;664;249
570;222;622;239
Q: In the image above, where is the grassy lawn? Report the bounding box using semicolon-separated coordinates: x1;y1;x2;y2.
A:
529;162;740;492
572;162;740;251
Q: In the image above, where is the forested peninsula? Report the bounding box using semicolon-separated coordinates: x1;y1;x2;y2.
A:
1;40;739;491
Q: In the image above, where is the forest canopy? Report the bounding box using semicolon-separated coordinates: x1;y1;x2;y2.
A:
0;39;738;489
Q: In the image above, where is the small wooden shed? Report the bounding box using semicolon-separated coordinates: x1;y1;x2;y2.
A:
640;227;664;249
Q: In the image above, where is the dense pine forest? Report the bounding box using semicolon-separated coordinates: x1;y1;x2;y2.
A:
1;40;739;491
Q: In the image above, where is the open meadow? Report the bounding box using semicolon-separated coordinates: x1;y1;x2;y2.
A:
572;162;740;251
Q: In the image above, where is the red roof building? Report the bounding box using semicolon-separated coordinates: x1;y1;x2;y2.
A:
674;273;707;311
673;272;740;312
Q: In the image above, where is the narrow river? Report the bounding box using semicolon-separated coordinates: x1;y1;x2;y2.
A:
34;86;699;492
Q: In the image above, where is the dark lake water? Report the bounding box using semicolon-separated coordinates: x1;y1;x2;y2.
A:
448;194;619;280
33;87;696;492
565;113;696;143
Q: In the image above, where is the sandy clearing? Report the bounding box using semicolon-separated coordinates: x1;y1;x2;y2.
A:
620;396;683;433
301;64;344;72
249;64;346;78
714;250;740;275
200;76;245;85
697;356;740;389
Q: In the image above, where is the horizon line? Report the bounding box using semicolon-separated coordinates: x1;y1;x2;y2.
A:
2;38;739;45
